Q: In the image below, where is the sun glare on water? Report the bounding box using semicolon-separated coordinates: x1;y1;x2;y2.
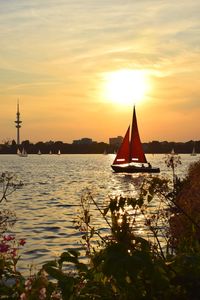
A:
103;69;149;106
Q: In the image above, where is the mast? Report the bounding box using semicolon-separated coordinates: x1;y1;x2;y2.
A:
14;100;22;146
130;105;147;163
130;105;136;162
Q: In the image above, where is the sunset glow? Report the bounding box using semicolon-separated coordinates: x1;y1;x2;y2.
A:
0;1;199;142
103;70;149;106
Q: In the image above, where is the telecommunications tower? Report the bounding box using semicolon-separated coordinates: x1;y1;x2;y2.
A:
15;100;22;146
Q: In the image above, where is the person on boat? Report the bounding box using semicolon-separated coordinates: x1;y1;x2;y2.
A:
148;162;152;168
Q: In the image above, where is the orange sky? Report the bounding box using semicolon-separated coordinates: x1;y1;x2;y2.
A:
0;1;200;143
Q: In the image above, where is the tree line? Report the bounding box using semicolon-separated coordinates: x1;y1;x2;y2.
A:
0;139;199;154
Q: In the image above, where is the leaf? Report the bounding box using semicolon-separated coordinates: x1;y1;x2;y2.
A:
147;194;153;203
119;197;126;209
103;207;109;216
76;262;88;273
43;265;65;281
127;198;137;208
109;199;117;213
137;197;144;208
68;249;79;258
42;260;58;269
59;251;78;265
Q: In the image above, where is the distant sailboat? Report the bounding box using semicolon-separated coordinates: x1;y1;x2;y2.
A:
49;150;52;155
103;150;107;155
38;150;42;155
58;150;61;155
191;143;197;156
18;148;28;157
171;148;175;155
111;106;160;173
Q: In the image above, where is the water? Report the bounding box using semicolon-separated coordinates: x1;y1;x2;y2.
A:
0;154;199;273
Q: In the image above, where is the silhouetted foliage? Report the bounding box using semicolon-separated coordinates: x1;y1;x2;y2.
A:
0;173;22;234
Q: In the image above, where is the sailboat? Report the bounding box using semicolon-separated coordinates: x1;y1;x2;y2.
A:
191;143;197;156
103;150;108;155
171;148;175;155
18;148;28;157
111;106;160;173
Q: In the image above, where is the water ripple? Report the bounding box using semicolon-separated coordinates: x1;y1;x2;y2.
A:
0;154;198;273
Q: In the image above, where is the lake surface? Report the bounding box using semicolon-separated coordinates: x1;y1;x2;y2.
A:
0;154;199;273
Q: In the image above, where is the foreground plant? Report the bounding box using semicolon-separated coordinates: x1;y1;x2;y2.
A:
168;160;200;253
1;161;200;299
40;161;200;299
0;172;23;234
0;234;26;298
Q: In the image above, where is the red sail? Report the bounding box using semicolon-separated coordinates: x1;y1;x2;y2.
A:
130;106;147;163
113;126;130;165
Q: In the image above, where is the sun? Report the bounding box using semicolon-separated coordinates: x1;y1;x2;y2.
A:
103;69;149;105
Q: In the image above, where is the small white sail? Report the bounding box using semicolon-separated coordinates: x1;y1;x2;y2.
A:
38;150;41;155
17;148;21;155
171;148;175;155
18;148;28;157
22;148;28;157
191;147;196;156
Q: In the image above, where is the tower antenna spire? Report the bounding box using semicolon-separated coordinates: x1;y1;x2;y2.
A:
15;99;22;146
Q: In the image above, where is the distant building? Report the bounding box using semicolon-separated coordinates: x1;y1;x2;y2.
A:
109;136;123;147
73;138;93;145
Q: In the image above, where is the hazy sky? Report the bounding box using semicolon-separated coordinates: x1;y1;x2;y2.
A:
0;0;199;143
